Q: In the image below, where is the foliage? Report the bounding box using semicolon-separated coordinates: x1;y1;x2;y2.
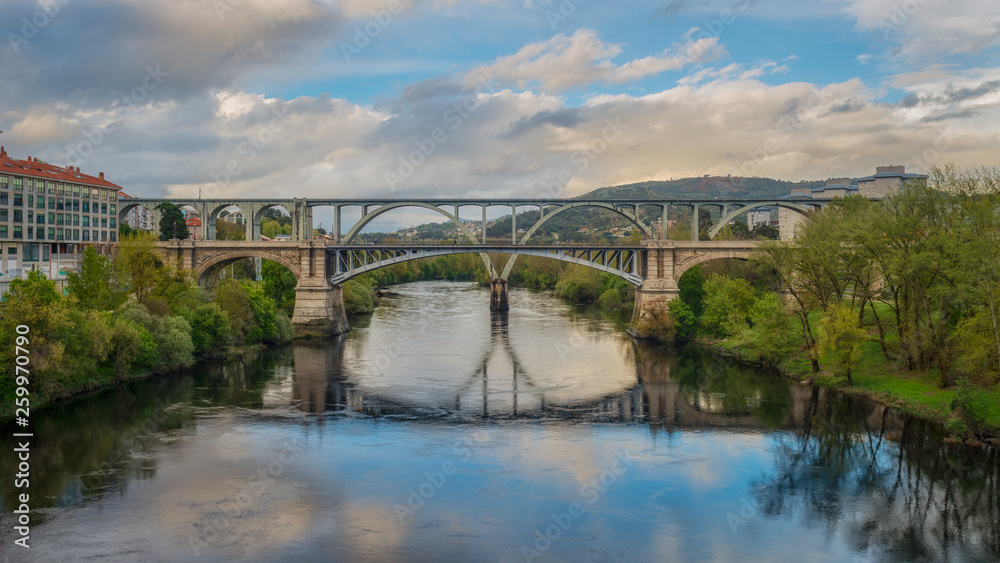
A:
155;202;190;240
667;298;698;340
700;274;758;336
818;304;867;382
67;247;127;310
678;266;706;316
215;219;245;241
190;303;232;355
730;292;796;366
261;260;296;315
344;278;378;315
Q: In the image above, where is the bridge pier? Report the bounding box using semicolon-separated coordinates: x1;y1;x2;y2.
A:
490;278;509;312
291;279;350;336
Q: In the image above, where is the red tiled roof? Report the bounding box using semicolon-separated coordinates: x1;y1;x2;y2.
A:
0;146;123;190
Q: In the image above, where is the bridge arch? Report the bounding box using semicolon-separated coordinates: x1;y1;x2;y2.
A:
341;202;497;278
194;249;301;285
500;202;653;279
329;246;643;287
707;201;816;239
673;253;751;281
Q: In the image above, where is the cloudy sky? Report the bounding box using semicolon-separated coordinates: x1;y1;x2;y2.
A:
2;0;1000;228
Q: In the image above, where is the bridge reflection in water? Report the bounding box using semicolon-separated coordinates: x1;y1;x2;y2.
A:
289;310;834;433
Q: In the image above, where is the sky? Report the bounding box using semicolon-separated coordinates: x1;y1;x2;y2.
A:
2;0;1000;229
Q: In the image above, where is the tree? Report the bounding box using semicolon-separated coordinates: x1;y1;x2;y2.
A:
678;265;706;316
114;232;165;303
215;219;245;241
818;303;867;383
751;224;779;240
156;202;189;240
261;260;296;315
119;222;138;238
701;274;758;337
67;246;126;310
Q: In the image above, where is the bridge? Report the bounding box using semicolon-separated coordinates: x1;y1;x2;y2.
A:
123;197;832;244
157;237;758;337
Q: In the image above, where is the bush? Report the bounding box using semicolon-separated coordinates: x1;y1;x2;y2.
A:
818;303;867;382
952;378;991;428
701;275;758;336
731;292;796;366
554;277;601;302
190;303;231;354
667;298;698;340
343;278;377;315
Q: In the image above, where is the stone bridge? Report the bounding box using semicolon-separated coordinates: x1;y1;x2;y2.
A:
156;238;757;337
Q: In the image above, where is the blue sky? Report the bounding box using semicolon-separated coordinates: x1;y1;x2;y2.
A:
2;0;999;228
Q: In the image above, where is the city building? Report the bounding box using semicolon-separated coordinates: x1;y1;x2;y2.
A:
747;209;772;230
857;165;928;197
119;192;154;231
0;146;122;284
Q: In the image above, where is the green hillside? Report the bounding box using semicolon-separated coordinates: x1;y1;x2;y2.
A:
581;176;825;199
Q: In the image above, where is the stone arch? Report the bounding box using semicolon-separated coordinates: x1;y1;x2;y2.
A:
253;203;293;240
208;203;247;241
341;202;497;278
499;202;653;279
194;249;301;285
707;201;816;239
673;253;751;281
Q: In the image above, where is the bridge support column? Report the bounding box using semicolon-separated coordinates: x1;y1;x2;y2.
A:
630;240;678;340
490;278;509;312
292;279;350;336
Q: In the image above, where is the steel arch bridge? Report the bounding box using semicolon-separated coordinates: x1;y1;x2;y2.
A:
327;245;644;286
121;197;832;245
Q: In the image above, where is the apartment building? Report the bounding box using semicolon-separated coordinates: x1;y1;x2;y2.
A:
0;146;122;281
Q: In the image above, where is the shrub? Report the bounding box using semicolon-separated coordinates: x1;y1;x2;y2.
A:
701;275;758;336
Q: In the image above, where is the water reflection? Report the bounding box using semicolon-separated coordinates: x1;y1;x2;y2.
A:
1;282;998;562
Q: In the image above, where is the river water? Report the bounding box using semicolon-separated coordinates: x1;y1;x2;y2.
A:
1;281;999;562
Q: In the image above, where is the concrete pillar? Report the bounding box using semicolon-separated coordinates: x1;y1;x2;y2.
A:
334;206;341;244
691;204;700;242
630;240;679;340
660;204;669;239
481;206;487;244
291;279;350;336
490;278;509;311
511;205;517;244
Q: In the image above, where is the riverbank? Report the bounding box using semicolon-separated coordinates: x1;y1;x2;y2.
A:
0;342;277;423
708;335;1000;446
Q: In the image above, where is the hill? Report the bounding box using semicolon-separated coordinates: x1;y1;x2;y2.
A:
580;176;825;199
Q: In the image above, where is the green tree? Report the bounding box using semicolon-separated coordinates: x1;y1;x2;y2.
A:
667;298;698;340
701;274;758;337
156;202;190;240
190;303;231;354
818;303;867;383
261;260;297;315
678;265;706;316
215;219;245;241
750;223;779;240
67;247;126;310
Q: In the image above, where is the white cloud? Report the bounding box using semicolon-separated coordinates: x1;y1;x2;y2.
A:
465;29;727;92
833;0;1000;58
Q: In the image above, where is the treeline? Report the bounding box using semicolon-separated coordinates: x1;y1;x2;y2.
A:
0;233;294;418
648;165;1000;436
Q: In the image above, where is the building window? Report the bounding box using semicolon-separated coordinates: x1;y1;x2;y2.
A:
36;195;44;208
47;228;54;240
72;200;79;212
110;204;116;215
48;198;54;210
13;194;22;206
82;216;89;227
73;185;80;197
56;213;64;226
0;209;6;221
48;182;56;195
25;179;33;191
27;195;32;207
74;229;80;240
57;197;64;210
101;218;107;228
101;203;108;214
73;214;80;226
101;230;107;241
37;213;44;224
56;228;63;240
13;226;22;239
0;192;7;205
13;210;22;222
109;231;116;242
109;218;116;229
82;201;89;213
27;227;32;239
0;226;6;238
12;177;23;190
23;243;39;262
91;188;98;199
82;230;89;241
0;175;7;189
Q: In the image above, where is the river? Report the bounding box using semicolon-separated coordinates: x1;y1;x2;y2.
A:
1;280;998;562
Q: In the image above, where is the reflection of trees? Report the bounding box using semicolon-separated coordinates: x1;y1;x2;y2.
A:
0;347;293;516
634;343;796;432
751;390;1000;560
